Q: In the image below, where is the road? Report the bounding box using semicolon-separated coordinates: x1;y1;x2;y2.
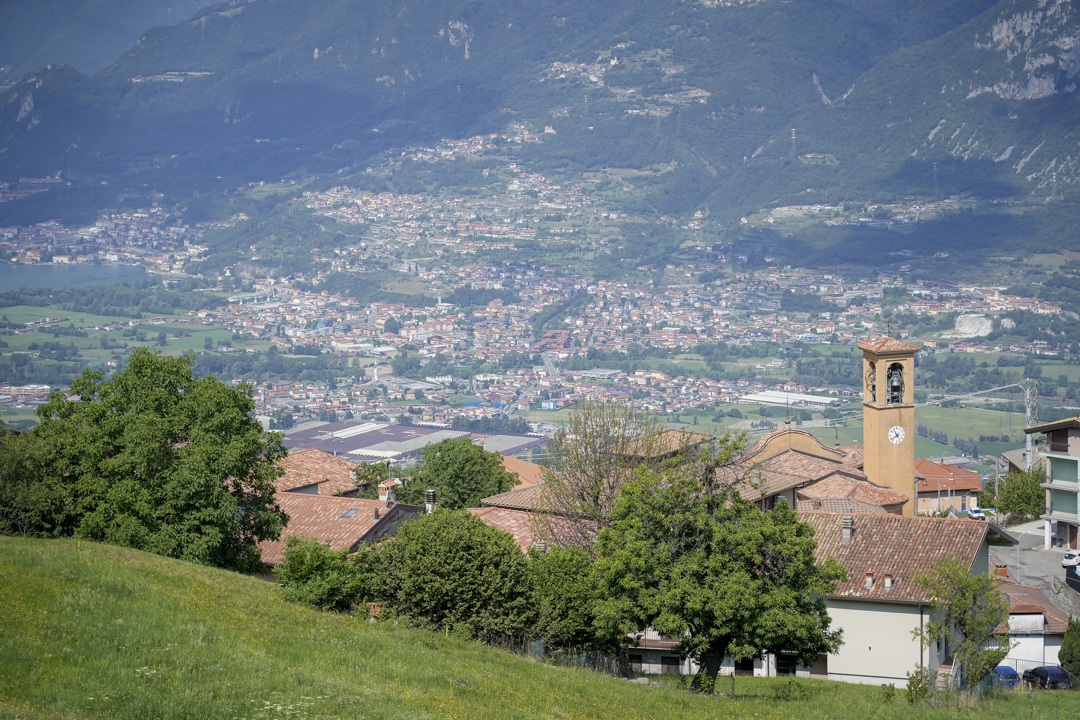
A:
994;520;1080;615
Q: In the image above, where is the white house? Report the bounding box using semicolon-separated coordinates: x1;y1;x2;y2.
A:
799;511;1016;685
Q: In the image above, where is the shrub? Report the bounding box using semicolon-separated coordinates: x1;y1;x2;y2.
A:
277;536;379;612
379;510;533;640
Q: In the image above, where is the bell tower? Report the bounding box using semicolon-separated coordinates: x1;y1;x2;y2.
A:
858;337;920;516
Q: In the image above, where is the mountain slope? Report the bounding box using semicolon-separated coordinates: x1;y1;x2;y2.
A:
0;0;220;82
0;0;1075;227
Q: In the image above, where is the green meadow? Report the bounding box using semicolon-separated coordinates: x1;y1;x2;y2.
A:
1;537;1073;720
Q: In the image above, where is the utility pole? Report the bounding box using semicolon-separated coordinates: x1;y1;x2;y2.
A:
933;162;939;198
790;128;797;163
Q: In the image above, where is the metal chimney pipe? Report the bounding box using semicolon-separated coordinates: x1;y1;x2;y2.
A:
425;488;437;515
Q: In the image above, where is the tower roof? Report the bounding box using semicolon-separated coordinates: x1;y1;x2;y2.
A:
857;337;921;356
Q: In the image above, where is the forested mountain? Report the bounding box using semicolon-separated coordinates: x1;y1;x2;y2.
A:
0;0;220;81
0;0;1076;229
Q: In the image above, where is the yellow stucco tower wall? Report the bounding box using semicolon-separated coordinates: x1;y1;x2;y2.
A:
859;337;920;517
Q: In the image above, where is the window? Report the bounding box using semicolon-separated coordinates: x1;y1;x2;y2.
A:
661;656;681;675
886;363;904;405
629;654;643;673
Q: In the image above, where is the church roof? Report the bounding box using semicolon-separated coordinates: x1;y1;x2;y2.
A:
797;473;908;508
857;337;921;355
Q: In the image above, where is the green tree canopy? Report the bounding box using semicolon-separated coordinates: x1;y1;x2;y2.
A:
980;468;1044;522
276;536;380;612
528;545;613;652
1060;617;1080;680
399;438;515;510
0;349;287;571
593;450;845;693
378;510;533;640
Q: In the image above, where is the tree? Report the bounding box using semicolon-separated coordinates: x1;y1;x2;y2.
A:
912;559;1011;691
981;468;1044;521
1060;617;1080;679
528;546;613;651
534;401;667;551
276;536;380;612
0;349;287;571
593;452;845;693
378;510;533;640
398;438;515;510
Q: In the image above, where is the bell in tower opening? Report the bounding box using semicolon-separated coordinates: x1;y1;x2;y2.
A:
886;363;904;405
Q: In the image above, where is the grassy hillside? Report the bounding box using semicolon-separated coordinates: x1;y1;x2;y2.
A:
0;536;1074;719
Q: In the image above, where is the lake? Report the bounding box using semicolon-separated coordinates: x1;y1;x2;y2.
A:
0;263;148;293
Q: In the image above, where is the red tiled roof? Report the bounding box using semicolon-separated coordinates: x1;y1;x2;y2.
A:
481;483;551;511
798;474;908;508
501;456;546;488
259;492;391;565
856;337;921;355
996;582;1070;635
277;448;359;496
467;506;541;550
914;458;982;494
797;498;889;514
800;511;989;603
468;505;590;551
734;450;867;502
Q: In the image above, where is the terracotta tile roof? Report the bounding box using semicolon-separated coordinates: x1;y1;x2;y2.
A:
259;491;391;565
734;450;867;502
996;582;1070;635
799;511;989;603
467;506;541;550
468;505;590;550
798;474;908;508
856;337;922;355
914;458;982;493
276;448;359;496
797;498;889;514
501;455;546;488
481;483;552;511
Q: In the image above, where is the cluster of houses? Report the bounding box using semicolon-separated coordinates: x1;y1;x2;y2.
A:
260;337;1075;686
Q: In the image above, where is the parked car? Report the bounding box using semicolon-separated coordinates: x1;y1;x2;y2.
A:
967;507;986;520
993;665;1020;688
1022;665;1074;689
1063;551;1080;568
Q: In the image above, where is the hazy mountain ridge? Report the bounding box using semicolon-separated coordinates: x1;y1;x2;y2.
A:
0;0;1076;228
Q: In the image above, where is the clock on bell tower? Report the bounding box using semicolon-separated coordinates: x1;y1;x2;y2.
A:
858;337;920;517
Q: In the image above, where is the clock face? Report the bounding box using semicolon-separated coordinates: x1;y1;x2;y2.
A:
888;426;906;445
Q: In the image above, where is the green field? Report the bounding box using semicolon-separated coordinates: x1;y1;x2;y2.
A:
0;305;266;381
1;536;1073;720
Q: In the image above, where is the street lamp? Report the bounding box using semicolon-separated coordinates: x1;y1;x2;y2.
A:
1015;530;1037;585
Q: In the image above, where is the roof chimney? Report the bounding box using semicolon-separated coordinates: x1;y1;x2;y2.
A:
424;488;437;515
865;571;874;590
373;507;380;521
841;515;854;544
884;574;894;590
378;480;397;505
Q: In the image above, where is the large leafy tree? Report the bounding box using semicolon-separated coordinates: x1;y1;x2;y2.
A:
399;438;515;510
528;545;613;652
534;401;668;551
378;510;533;640
0;349;287;571
593;451;845;693
912;559;1011;691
